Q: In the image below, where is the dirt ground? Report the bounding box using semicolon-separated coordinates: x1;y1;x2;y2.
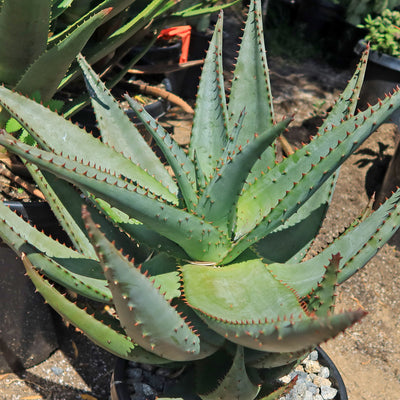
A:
1;38;400;400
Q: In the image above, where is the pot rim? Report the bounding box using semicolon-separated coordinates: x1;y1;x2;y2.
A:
354;39;400;71
110;346;347;400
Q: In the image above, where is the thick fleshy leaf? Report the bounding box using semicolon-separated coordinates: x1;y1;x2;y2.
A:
182;258;365;352
189;12;228;181
305;253;341;316
26;164;96;257
125;96;197;209
15;8;112;102
23;255;171;364
77;53;177;194
0;86;177;203
0;132;232;262
83;207;218;361
0;0;50;87
199;346;260;400
225;87;400;263
227;0;275;175
0;200;111;301
195;118;291;233
254;177;336;263
254;47;370;263
268;187;400;297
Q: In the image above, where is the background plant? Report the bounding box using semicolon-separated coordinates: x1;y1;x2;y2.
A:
333;0;400;25
0;0;235;126
0;1;400;399
358;9;400;56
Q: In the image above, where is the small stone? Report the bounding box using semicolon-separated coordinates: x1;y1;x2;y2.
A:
320;385;337;400
142;383;157;399
155;367;173;377
313;376;331;388
309;350;319;361
127;367;143;381
289;371;299;380
314;395;324;400
131;382;157;400
50;366;63;376
295;364;305;372
294;381;307;396
294;370;308;384
307;372;317;383
128;361;139;368
305;360;321;374
141;363;155;372
146;373;165;392
303;390;314;400
319;366;330;379
306;382;319;395
280;374;291;384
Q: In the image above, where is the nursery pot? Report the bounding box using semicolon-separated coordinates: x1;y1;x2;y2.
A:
71;77;173;138
109;347;347;400
354;40;400;126
296;0;363;67
0;201;66;373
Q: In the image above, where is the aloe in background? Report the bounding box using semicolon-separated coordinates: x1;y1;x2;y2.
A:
0;0;399;398
0;0;235;125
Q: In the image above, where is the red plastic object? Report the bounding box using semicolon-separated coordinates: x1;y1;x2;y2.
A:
158;25;192;64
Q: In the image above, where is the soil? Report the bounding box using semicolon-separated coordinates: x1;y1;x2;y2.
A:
1;23;400;400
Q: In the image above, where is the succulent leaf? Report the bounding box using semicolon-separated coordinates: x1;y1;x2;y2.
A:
0;132;232;261
23;255;171;364
15;8;112;102
0;201;111;302
182;258;365;352
0;0;50;87
228;0;275;177
304;253;341;316
269;187;400;297
0;86;177;204
0;1;398;397
189;12;228;181
252;45;370;264
125;95;197;209
83;207;211;361
254;176;336;263
227;88;400;263
76;53;177;194
195;118;292;234
26;164;97;257
199;346;260;400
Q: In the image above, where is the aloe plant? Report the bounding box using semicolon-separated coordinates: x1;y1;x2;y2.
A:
0;0;235;125
0;1;400;398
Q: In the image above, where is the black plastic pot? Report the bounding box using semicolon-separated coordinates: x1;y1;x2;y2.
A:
354;40;400;126
317;347;347;400
0;201;66;373
110;347;347;400
130;40;182;67
296;0;364;67
168;28;212;99
71;77;172;138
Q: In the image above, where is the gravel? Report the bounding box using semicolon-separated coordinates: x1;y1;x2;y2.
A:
278;351;338;400
120;350;340;400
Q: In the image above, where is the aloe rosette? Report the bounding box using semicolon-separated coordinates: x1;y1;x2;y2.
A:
0;1;400;398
